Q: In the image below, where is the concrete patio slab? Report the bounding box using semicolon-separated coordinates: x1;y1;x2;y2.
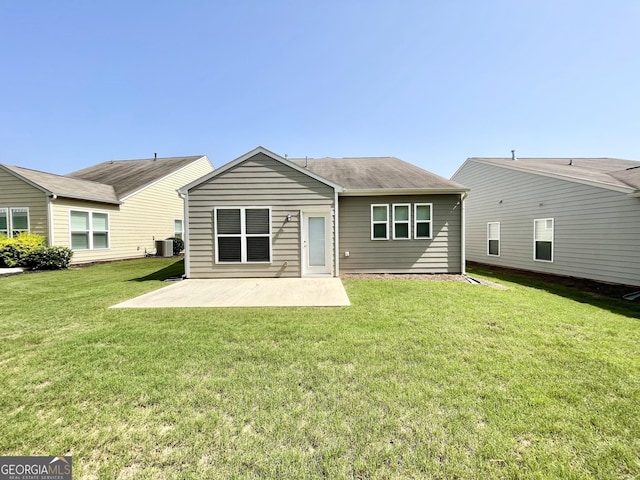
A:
111;277;350;308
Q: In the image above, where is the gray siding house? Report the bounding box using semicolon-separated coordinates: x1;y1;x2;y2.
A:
452;156;640;286
180;147;468;278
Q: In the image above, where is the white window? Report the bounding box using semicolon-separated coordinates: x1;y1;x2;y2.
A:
174;219;183;240
487;222;500;256
11;208;29;236
0;208;7;236
414;203;432;239
70;210;110;250
534;218;553;262
215;207;271;263
392;204;411;240
371;204;389;240
0;208;29;237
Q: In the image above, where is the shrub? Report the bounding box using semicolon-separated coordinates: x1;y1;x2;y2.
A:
166;237;184;256
24;246;74;270
0;232;46;267
0;233;72;270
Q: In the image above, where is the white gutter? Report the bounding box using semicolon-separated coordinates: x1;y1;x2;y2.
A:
461;192;467;275
47;194;57;246
178;190;190;278
334;189;340;277
340;188;469;196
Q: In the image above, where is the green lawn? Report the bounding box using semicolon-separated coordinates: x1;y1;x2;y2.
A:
1;259;638;479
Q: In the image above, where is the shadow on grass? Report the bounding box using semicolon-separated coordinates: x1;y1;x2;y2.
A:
468;263;640;320
132;259;185;282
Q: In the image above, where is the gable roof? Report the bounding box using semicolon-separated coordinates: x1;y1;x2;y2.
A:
67;155;208;199
180;147;466;196
459;157;640;194
179;147;344;194
290;156;467;194
0;164;120;204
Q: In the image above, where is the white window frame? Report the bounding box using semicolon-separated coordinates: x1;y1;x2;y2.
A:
487;222;500;257
534;218;554;262
214;207;272;264
2;207;30;237
174;219;183;240
0;208;8;236
414;203;433;239
392;203;411;240
69;210;110;251
371;204;389;240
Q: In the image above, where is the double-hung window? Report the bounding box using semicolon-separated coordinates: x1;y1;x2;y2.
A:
392;204;411;239
414;203;432;239
11;208;29;236
487;222;500;256
534;218;553;262
70;210;110;250
174;219;183;240
215;207;271;263
0;208;29;237
371;204;389;240
0;208;7;236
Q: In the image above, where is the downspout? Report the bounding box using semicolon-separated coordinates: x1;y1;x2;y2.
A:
178;191;190;278
47;194;57;246
334;189;340;277
461;192;467;275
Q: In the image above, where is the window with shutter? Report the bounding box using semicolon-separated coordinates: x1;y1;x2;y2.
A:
215;207;271;263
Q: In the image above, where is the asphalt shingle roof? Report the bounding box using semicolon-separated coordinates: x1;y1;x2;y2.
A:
468;157;640;191
2;155;207;204
67;155;205;198
1;164;120;204
290;157;466;192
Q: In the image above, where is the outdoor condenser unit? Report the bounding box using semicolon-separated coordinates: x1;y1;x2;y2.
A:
155;239;173;258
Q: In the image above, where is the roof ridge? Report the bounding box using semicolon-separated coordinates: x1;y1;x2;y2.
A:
96;155;204;163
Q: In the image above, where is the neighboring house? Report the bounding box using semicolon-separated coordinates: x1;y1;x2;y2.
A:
452;156;640;287
179;146;468;278
0;155;213;263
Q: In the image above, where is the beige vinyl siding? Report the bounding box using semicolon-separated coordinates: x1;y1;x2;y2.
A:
0;169;48;238
187;153;335;278
338;195;462;273
52;157;213;264
51;199;120;263
453;160;640;286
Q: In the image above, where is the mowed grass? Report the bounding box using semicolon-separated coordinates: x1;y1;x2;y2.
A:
1;259;639;479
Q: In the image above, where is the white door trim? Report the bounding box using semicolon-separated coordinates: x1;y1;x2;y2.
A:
301;210;332;276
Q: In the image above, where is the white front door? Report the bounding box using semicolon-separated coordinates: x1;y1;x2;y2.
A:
302;212;332;276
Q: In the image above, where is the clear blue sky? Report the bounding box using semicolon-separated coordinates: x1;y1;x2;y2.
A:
1;1;639;178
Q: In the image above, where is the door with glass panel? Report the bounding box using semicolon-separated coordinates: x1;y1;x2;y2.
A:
302;212;332;276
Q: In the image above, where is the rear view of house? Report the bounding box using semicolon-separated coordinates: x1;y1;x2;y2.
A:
0;155;213;263
179;146;468;278
452;156;640;286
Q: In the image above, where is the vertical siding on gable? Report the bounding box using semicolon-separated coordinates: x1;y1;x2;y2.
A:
453;161;640;286
338;195;462;274
53;157;213;264
0;169;48;238
187;153;335;278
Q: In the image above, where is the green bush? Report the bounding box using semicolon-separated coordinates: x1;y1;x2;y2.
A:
166;237;184;256
24;246;74;270
0;232;46;267
0;233;71;270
